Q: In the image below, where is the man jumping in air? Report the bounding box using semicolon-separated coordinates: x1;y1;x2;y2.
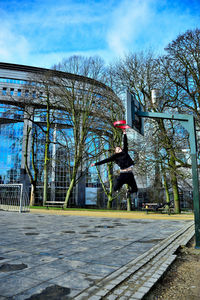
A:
91;129;138;197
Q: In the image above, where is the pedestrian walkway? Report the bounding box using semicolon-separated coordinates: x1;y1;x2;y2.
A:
0;209;194;299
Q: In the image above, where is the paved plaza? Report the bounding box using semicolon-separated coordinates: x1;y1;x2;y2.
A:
0;210;194;299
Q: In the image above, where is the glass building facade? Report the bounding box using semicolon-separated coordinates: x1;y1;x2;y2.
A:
0;62;117;206
0;121;23;184
0;103;25;184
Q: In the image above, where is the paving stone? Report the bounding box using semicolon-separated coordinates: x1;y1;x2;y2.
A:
87;296;102;300
14;282;78;300
138;285;152;294
25;284;71;300
124;290;133;297
143;280;155;288
112;287;126;295
106;294;117;300
83;285;99;294
95;288;109;297
49;270;94;291
17;264;66;281
74;292;90;300
0;274;41;297
102;283;118;291
131;291;145;299
147;277;158;284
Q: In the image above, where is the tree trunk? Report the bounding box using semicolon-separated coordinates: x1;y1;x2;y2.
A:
107;164;114;209
162;165;171;214
126;185;132;211
171;173;180;213
163;173;170;203
169;154;180;214
163;177;171;214
127;196;131;211
107;194;113;209
43;140;49;206
64;177;75;208
43;95;50;206
30;184;36;206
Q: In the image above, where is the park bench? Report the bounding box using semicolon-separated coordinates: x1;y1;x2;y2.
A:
142;203;159;213
44;201;65;209
142;201;174;214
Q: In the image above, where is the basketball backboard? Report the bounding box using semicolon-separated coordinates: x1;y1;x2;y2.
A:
125;91;144;136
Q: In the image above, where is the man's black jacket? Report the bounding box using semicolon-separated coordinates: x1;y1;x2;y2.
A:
94;134;134;170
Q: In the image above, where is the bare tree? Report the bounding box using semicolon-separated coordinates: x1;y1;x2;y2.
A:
52;55;106;83
158;28;200;211
109;50;192;213
161;28;200;120
53;56;123;208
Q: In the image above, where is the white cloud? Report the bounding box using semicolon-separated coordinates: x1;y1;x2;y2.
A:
106;0;200;56
106;0;154;56
0;1;110;67
24;49;114;68
0;24;30;64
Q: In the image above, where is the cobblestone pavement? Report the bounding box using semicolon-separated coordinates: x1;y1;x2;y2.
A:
0;210;194;299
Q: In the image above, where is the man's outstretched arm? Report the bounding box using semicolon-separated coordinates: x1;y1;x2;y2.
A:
91;155;115;167
123;130;128;153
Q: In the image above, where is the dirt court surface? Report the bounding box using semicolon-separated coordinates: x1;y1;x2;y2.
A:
144;236;200;300
30;208;194;221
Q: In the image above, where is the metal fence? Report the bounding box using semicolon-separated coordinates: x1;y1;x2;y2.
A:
0;184;30;212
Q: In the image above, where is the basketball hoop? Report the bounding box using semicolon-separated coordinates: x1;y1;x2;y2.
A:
113;120;131;129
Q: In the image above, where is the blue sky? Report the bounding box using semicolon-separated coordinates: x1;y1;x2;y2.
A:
0;0;199;68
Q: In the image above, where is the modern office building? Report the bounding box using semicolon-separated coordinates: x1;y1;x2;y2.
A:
0;62;123;207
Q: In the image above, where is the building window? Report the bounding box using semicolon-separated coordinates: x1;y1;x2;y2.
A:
86;170;99;187
17;89;22;97
2;88;7;96
10;88;14;96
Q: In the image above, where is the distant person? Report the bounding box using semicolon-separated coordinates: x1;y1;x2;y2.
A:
91;129;138;197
